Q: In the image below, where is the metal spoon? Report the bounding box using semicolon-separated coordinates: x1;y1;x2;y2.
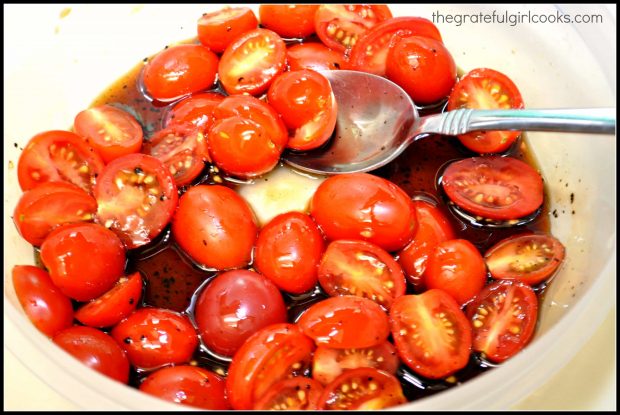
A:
283;70;616;175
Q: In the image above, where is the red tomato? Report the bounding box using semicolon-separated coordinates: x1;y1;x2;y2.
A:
253;377;323;410
254;212;325;294
311;173;417;252
226;323;315;410
75;272;142;328
163;91;225;133
314;5;393;52
485;233;566;286
111;307;198;369
390;290;472;379
17;130;104;193
73;104;143;163
441;156;544;221
194;270;287;357
94;153;178;249
259;5;319;38
297;296;390;349
142;44;219;102
466;280;538;363
197;7;258;53
12;265;73;337
13;181;97;246
40;223;125;301
140;365;230;410
171;185;257;270
318;239;406;309
287;42;346;72
312;341;399;386
53;326;130;383
447;68;524;153
218;28;286;96
425;239;487;306
317;367;406;410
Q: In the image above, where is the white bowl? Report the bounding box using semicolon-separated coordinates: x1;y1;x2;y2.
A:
4;4;616;410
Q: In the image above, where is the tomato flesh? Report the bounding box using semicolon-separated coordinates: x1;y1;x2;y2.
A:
198;7;258;54
259;5;319;39
253;377;323;410
287;42;346;72
163;91;225;133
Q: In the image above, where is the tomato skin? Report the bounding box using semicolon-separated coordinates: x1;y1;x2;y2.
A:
259;5;319;38
163;91;225;133
253;377;323;410
287;42;346;72
40;223;126;302
194;270;287;357
254;212;325;294
311;173;417;252
12;265;74;337
140;365;230;410
197;7;258;54
142;44;219;102
53;326;130;383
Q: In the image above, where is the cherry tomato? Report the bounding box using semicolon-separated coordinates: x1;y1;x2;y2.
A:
297;296;390;349
447;68;525;153
73;104;143;163
197;7;258;54
318;239;406;309
441;156;544;221
485;233;566;286
287;42;346;72
390;290;472;379
53;326;130;383
75;272;142;328
140;365;230;410
111;307;198;369
163;91;225;133
254;212;325;294
142;44;219;102
94;153;178;249
218;28;286;96
312;341;399;386
226;323;315;410
13;181;97;246
12;265;73;337
253;377;323;410
171;185;257;270
314;5;393;52
317;367;406;410
259;5;319;38
17;130;104;193
466;280;538;363
311;173;417;252
40;223;125;301
194;270;287;357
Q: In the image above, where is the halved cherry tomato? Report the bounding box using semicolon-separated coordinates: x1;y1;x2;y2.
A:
197;7;258;54
12;265;74;337
318;239;406;309
312;341;399;386
441;156;544;221
254;378;322;410
390;290;472;379
314;5;393;52
259;5;319;39
297;296;390;349
163;91;225;133
73;104;143;163
140;365;230;410
17;130;104;193
142;44;219;102
218;28;286;96
447;68;524;153
485;233;565;286
111;307;198;369
287;42;346;72
226;323;315;410
94;153;178;249
75;272;142;328
466;280;538;363
40;223;125;302
317;367;406;410
53;326;130;383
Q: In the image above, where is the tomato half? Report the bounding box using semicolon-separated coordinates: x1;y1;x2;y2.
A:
198;7;258;53
466;280;538;363
447;68;524;153
390;290;472;379
163;91;225;133
287;42;346;72
259;5;319;39
441;156;544;221
253;377;323;410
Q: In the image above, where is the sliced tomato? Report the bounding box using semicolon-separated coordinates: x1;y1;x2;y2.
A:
198;7;258;53
389;290;472;379
163;92;225;133
441;156;544;221
259;5;319;39
253;377;323;410
287;42;346;72
466;280;538;363
94;153;178;249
